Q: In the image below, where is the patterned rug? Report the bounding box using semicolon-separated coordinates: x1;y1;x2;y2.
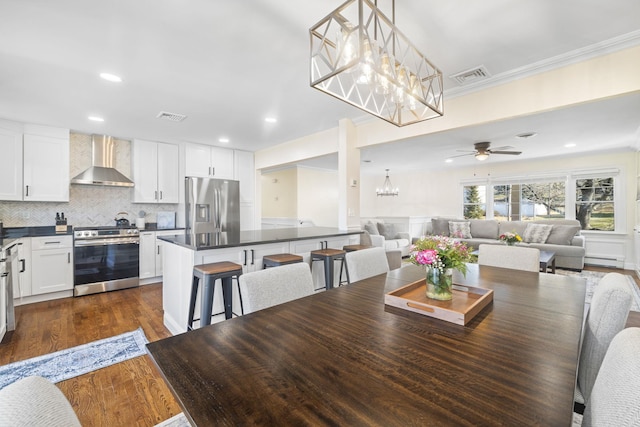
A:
556;269;640;311
0;327;148;390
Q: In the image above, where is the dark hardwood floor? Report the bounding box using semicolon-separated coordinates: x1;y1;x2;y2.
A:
1;266;639;426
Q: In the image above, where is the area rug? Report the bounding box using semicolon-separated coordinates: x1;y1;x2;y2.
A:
0;327;148;390
557;269;640;312
155;413;190;427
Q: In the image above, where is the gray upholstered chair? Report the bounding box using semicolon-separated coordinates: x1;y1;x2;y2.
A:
477;244;540;272
345;247;390;282
575;272;633;406
582;327;640;427
238;262;315;314
0;376;82;426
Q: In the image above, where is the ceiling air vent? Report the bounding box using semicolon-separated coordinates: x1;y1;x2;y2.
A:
449;66;491;85
156;111;187;122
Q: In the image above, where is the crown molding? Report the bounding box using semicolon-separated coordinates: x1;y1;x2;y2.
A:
446;30;640;99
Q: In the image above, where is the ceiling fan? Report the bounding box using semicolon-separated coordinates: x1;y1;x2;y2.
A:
451;141;522;161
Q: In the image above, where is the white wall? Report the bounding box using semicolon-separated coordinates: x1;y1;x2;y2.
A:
297;167;338;227
261;168;297;218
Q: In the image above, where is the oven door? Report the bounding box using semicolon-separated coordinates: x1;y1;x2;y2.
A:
74;239;139;296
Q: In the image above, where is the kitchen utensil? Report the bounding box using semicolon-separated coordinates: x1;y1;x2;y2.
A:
114;211;130;227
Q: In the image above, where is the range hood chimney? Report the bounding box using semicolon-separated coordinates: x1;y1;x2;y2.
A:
71;135;134;187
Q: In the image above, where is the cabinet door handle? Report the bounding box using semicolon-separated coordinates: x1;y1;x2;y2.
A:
251;249;255;265
212;167;215;176
25;185;30;196
157;245;161;255
155;190;158;200
45;241;61;245
243;249;248;266
20;259;25;272
159;191;163;200
208;166;212;176
68;252;71;263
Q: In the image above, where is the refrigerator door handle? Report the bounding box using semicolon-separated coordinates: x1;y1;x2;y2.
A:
251;249;255;265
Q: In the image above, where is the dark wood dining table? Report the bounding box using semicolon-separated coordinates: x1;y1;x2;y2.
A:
147;263;588;426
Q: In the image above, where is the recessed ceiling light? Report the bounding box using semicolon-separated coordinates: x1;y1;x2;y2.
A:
219;137;230;143
88;116;104;122
564;143;577;148
516;132;537;139
445;158;453;163
265;117;277;123
99;73;122;83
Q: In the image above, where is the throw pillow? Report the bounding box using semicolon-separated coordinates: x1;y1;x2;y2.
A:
364;222;379;236
522;223;553;243
470;219;499;239
377;222;397;240
546;225;581;245
449;221;472;239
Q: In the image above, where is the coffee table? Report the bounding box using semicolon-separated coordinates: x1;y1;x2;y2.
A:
539;250;556;274
471;248;556;274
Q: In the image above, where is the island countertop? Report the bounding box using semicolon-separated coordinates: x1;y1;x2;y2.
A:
158;227;362;251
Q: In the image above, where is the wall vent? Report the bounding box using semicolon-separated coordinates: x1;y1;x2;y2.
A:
449;65;491;85
156;111;187;122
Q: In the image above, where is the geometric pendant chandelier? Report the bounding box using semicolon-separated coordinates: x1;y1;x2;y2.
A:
310;0;444;127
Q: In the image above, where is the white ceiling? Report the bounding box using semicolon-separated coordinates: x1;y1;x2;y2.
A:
1;0;639;173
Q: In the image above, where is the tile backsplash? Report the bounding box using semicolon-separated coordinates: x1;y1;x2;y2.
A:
0;132;179;228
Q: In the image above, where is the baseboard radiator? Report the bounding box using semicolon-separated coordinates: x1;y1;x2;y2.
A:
584;254;625;269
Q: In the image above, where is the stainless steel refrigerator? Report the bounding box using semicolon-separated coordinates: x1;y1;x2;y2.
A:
185;177;240;236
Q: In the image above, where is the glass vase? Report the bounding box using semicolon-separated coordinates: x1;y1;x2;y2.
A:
425;266;453;300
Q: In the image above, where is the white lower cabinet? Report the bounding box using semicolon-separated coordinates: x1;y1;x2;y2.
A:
140;230;182;280
290;236;356;289
11;238;32;299
31;236;73;295
139;232;157;279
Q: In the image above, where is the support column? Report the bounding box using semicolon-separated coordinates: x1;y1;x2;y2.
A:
338;118;360;231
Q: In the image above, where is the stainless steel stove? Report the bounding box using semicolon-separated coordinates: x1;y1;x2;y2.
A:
73;226;140;296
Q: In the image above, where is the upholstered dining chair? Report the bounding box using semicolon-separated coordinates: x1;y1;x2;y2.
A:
238;262;315;314
345;247;390;282
575;272;633;407
582;327;640;427
477;244;540;272
0;376;82;426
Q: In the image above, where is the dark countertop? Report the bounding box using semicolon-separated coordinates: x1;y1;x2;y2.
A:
158;227;362;251
1;226;73;249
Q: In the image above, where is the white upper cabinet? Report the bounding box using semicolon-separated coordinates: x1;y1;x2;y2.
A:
1;124;69;202
0;127;23;201
185;143;234;179
132;139;179;203
23;133;70;202
234;150;255;204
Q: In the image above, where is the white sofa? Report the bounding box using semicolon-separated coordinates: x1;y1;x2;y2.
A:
361;219;412;257
426;217;586;271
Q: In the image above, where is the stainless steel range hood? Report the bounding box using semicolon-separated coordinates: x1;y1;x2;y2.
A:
71;135;134;187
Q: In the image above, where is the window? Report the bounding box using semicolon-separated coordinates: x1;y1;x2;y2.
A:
463;185;486;219
575;177;614;231
492;181;565;221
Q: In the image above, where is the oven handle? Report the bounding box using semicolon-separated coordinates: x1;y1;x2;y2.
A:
74;238;140;247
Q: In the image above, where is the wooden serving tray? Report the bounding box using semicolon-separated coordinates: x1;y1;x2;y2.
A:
385;280;493;325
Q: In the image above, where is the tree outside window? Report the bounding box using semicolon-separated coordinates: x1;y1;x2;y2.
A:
463;185;485;219
491;181;565;221
576;178;614;231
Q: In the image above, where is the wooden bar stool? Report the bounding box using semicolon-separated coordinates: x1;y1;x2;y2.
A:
263;253;303;268
343;244;374;252
187;261;243;331
310;249;350;291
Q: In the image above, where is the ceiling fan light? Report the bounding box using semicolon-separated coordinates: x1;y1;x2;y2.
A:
475;153;489;161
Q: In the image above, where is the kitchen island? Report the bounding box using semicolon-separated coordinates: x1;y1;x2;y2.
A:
158;227;362;334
